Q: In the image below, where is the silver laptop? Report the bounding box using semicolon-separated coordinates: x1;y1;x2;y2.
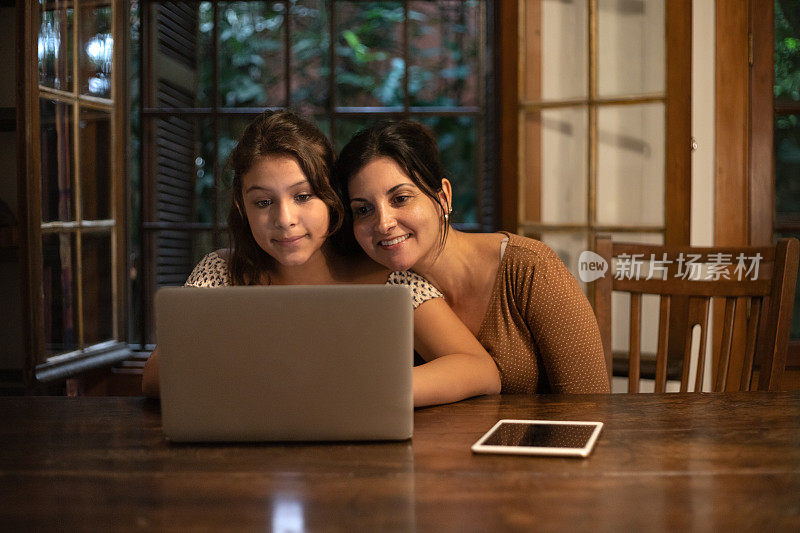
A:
155;285;413;442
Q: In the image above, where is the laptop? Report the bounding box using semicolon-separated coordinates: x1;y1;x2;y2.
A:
155;285;413;442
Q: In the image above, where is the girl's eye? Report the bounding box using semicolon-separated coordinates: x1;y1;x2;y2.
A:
295;193;313;203
255;199;272;208
352;205;373;218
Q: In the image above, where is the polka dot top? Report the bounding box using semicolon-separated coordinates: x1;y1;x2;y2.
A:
477;234;610;394
184;251;443;310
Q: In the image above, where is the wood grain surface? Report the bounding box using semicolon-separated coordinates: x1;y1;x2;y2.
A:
1;393;798;531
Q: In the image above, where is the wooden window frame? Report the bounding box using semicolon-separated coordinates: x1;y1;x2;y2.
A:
18;1;130;389
497;0;691;247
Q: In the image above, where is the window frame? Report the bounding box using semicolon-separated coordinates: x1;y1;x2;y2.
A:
19;0;130;388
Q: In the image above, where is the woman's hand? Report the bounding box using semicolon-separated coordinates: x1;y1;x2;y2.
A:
411;298;501;407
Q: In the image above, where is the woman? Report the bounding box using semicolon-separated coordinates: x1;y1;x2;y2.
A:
334;120;610;394
142;110;500;406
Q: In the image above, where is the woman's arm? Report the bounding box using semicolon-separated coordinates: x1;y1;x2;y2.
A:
141;346;160;398
412;298;501;407
523;244;610;393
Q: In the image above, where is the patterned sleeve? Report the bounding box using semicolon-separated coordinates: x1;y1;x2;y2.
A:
385;271;444;309
184;251;231;287
515;240;610;393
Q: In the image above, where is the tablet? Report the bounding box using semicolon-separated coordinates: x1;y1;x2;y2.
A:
471;419;603;458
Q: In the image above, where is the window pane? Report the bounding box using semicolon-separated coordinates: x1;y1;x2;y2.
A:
218;1;286;107
335;1;404;108
43;233;78;356
291;0;330;115
420;116;477;224
79;2;112;98
79;107;111;220
598;0;665;97
409;0;479;108
82;232;113;345
775;115;800;217
38;3;73;91
523;0;587;102
596;103;665;226
525;107;588;224
334;116;376;152
40;99;75;223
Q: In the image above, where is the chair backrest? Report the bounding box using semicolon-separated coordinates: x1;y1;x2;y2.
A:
593;237;799;392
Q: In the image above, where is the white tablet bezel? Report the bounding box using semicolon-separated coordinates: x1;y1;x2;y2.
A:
471;419;604;458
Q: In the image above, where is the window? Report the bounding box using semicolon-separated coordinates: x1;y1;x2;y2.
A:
774;0;800;359
130;0;493;346
20;1;129;382
516;0;690;277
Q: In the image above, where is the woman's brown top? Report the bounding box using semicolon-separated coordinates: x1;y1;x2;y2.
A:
476;234;610;394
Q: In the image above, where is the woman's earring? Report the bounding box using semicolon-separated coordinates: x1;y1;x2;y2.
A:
444;207;452;222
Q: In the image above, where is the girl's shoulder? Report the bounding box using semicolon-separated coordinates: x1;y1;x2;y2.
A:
185;249;231;287
386;271;444;309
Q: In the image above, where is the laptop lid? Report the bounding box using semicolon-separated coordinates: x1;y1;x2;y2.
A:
156;285;413;442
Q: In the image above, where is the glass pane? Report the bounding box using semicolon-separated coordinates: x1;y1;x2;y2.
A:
596;103;665;226
40;99;75;223
420;116;477;224
598;0;665;97
333;116;376;153
291;0;330;115
38;3;74;91
82;232;113;345
79;2;112;98
145;116;214;225
774;0;800;104
335;1;404;108
42;233;78;356
218;1;285;107
524;107;588;224
775;115;800;217
523;0;587;102
408;0;479;108
79;107;111;220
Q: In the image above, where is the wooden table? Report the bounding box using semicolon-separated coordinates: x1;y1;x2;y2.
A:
1;393;798;531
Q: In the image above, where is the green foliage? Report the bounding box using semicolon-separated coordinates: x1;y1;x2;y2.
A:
775;0;800;339
192;1;480;224
775;0;800;101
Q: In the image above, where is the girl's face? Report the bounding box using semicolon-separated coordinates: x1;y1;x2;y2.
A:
348;157;449;272
242;156;330;267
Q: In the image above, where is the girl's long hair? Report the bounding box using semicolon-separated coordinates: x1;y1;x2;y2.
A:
227;110;343;285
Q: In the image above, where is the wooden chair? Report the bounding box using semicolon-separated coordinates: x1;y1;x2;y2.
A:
593;237;799;392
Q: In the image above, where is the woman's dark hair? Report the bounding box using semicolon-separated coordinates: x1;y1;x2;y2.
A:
227;109;342;285
333;120;451;255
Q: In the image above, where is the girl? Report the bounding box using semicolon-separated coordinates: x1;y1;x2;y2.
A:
334;119;610;394
142;110;500;406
